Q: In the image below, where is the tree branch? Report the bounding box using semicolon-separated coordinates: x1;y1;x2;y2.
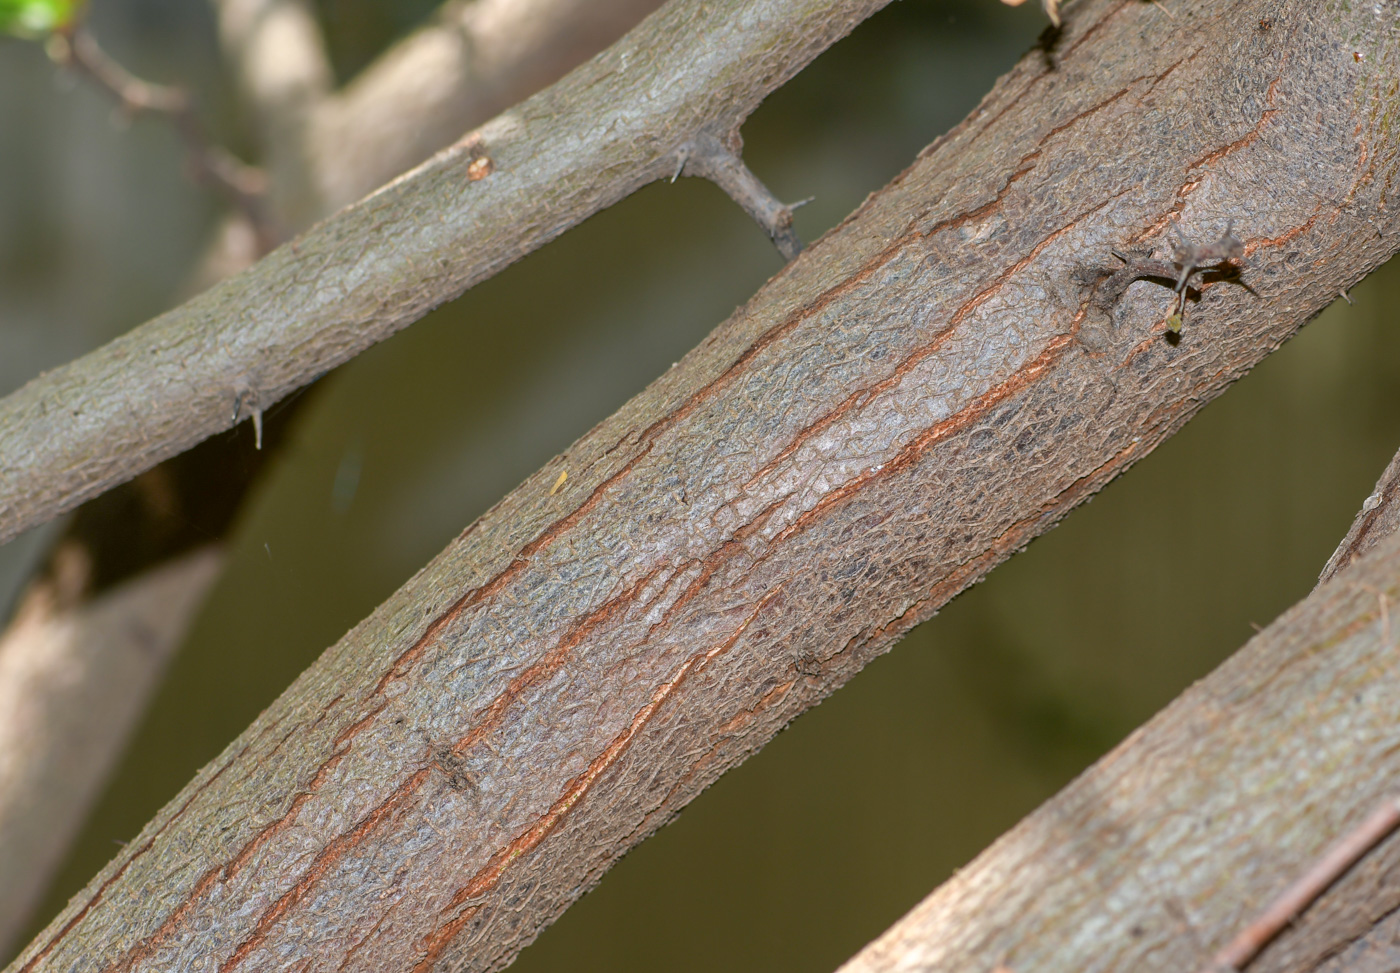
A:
46;25;275;246
212;0;333;231
0;0;671;948
0;548;221;953
0;0;890;548
839;525;1400;973
677;129;806;260
306;0;675;213
6;1;1397;970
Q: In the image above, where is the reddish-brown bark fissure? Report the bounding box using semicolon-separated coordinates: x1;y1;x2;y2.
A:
11;1;1400;971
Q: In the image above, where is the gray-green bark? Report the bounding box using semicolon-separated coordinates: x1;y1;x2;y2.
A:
7;0;1400;971
0;0;889;546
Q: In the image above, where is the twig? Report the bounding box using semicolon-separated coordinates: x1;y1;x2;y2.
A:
1169;222;1244;316
47;26;277;250
1197;796;1400;973
675;130;805;261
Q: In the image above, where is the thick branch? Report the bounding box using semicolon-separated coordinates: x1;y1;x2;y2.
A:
0;0;671;948
0;0;889;548
839;525;1400;973
7;1;1399;971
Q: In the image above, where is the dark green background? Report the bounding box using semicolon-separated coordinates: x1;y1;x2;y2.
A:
3;0;1399;969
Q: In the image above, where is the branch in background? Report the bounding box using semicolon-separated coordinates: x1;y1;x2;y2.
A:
0;420;299;957
7;1;1398;968
840;527;1400;973
0;548;221;953
0;0;892;547
1318;446;1400;587
212;0;333;230
47;25;277;248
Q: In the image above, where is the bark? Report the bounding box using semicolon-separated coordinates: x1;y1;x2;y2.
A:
0;0;888;547
6;0;1399;971
839;523;1400;973
305;0;677;214
0;0;661;948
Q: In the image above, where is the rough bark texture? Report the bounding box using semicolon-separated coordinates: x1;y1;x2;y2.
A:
0;0;888;547
7;0;1399;971
214;0;671;227
306;0;673;214
0;0;673;948
839;524;1400;973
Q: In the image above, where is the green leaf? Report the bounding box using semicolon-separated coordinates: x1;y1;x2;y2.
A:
0;0;82;38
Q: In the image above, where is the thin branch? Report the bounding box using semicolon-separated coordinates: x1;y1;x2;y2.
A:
7;1;1398;969
0;0;893;548
48;26;276;247
677;129;804;260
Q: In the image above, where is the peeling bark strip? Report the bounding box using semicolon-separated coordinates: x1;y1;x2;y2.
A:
11;1;1400;971
1318;445;1400;587
0;0;892;547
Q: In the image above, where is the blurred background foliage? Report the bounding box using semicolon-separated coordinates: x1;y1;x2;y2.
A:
0;0;81;37
2;0;1398;969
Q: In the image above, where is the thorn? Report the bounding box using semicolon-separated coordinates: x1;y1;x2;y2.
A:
233;384;264;450
1340;288;1353;305
789;196;816;211
1152;0;1176;18
673;130;804;261
670;148;689;184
